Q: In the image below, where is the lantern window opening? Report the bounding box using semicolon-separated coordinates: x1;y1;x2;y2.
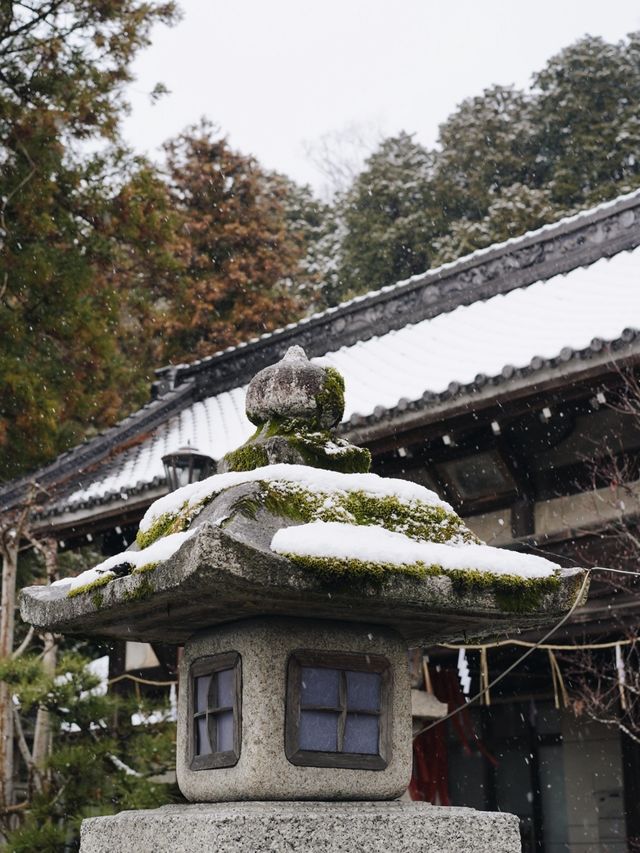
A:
188;652;241;771
285;650;392;771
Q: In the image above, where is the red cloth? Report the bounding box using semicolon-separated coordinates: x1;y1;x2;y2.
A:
409;669;496;804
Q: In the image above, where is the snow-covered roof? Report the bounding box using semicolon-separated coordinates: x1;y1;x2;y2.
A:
41;243;640;519
169;187;640;376
3;188;640;524
327;246;640;420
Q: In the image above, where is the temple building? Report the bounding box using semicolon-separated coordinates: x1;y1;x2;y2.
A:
4;188;640;851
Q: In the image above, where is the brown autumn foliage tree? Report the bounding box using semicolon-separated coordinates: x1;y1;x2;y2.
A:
92;162;189;408
159;124;308;363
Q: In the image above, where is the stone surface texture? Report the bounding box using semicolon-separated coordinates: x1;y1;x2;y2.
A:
80;801;522;852
19;497;589;645
177;617;411;802
245;345;342;428
221;346;370;473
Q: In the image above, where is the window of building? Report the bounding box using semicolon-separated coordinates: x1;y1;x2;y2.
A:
188;652;241;770
285;650;392;770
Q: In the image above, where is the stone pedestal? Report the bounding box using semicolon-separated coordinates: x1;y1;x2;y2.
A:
80;801;521;852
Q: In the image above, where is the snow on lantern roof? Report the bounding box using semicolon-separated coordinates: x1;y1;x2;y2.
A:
20;351;590;646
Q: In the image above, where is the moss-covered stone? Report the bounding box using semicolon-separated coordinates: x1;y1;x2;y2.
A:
132;561;160;576
67;574;113;599
445;568;562;613
122;577;155;603
223;418;370;475
223;350;362;473
136;497;211;549
136;507;181;549
285;551;561;613
285;431;370;473
91;591;104;609
223;443;270;473
284;553;435;582
314;366;345;427
255;482;477;545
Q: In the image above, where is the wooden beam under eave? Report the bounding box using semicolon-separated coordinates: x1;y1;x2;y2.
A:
29;485;168;541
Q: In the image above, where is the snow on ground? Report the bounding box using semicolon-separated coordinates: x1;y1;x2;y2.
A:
271;520;559;579
139;463;452;532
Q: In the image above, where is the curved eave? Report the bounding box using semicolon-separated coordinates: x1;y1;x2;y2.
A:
20;522;590;646
344;331;640;448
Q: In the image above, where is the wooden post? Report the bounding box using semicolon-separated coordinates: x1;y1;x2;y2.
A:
0;533;18;817
31;539;58;788
0;494;35;829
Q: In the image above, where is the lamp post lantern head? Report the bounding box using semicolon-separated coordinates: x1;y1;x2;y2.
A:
162;446;215;491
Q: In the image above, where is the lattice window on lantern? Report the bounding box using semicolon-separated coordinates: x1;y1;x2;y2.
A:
188;652;241;770
285;650;392;770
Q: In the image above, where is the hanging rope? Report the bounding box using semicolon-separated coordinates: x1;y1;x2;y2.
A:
547;648;569;709
107;673;177;688
413;570;592;739
480;647;491;706
422;656;433;694
441;636;635;653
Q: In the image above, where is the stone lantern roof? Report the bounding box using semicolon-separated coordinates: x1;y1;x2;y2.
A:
20;348;589;645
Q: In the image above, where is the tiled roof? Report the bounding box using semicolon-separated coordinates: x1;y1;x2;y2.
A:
169;187;640;378
39;242;640;519
331;245;640;422
4;188;640;523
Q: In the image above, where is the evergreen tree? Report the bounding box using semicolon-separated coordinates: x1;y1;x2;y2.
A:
433;85;538;222
0;648;177;851
334;33;640;295
532;34;640;206
270;175;337;313
432;184;557;263
336;133;443;301
0;1;178;481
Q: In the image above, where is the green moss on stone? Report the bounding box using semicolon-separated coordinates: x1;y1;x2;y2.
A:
285;550;561;613
284;553;435;582
91;591;104;609
445;568;562;613
132;561;160;576
256;416;304;437
315;367;345;426
286;431;371;473
136;496;212;549
256;482;477;545
223;443;270;473
67;574;113;599
122;578;155;603
136;509;180;549
224;410;370;474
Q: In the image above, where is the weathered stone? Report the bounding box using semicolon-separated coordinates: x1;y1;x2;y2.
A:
411;689;448;721
79;801;522;852
222;347;368;473
245;345;343;428
177;618;411;802
19;492;589;645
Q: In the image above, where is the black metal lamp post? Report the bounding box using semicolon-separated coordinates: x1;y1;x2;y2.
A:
162;447;216;491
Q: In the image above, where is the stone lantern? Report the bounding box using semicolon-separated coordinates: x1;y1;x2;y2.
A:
21;347;589;852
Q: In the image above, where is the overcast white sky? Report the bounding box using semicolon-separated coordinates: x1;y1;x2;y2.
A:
123;0;640;194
